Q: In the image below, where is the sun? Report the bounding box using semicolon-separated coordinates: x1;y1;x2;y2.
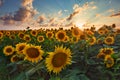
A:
75;22;85;30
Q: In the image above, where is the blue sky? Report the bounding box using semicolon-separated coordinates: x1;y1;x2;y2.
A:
0;0;120;30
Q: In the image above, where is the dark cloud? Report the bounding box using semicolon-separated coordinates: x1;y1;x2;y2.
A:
67;11;79;21
14;8;31;21
110;11;120;17
0;0;38;25
0;0;3;6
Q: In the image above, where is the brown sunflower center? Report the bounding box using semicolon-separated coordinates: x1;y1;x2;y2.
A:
104;50;112;55
106;38;112;42
6;48;12;53
19;33;24;38
58;32;65;40
19;45;25;51
26;48;40;58
39;37;43;41
32;31;36;35
80;34;86;40
52;52;67;67
25;36;30;41
48;33;52;38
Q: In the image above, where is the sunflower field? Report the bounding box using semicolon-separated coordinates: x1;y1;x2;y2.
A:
0;24;120;80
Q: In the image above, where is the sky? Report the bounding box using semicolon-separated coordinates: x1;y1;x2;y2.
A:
0;0;120;30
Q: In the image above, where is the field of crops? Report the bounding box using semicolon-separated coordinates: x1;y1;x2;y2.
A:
0;24;120;80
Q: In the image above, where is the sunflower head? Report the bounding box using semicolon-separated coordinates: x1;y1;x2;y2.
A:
0;31;3;39
45;45;72;74
18;32;24;39
46;31;54;39
104;55;114;68
102;48;114;55
97;38;103;44
23;44;44;63
104;36;114;45
30;30;38;37
24;34;31;42
37;35;44;42
71;27;83;37
9;35;16;40
3;45;15;56
55;30;66;42
11;54;23;63
16;43;27;54
88;36;96;45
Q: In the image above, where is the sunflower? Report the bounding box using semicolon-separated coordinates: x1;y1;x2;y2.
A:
5;31;11;36
85;30;94;36
16;43;27;54
37;35;44;42
0;31;3;39
71;27;83;37
3;45;15;56
97;29;105;35
23;34;31;42
63;36;70;42
97;52;105;59
88;36;96;45
45;46;72;74
23;44;44;63
55;30;66;41
11;54;23;63
115;29;120;34
70;37;79;43
9;35;16;40
100;48;114;55
104;36;114;45
97;38;103;44
18;32;25;39
79;34;87;40
30;30;38;37
104;55;114;68
46;31;54;39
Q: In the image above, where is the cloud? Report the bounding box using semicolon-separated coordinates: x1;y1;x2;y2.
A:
0;0;3;6
67;2;96;21
110;11;120;17
37;15;46;23
58;10;62;16
0;0;38;25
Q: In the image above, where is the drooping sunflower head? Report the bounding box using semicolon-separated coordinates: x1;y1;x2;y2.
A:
46;31;54;39
71;27;83;37
11;54;23;63
115;29;120;34
97;52;105;59
16;43;27;54
37;35;44;42
23;34;31;42
45;45;72;74
0;31;3;39
104;36;114;45
3;45;15;56
104;55;114;68
30;30;38;37
55;30;66;42
23;44;44;63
